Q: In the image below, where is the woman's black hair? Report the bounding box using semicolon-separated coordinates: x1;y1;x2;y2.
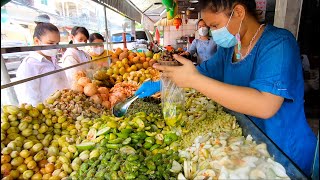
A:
33;22;59;39
71;26;89;39
196;19;208;28
34;14;50;24
199;0;258;18
89;33;105;43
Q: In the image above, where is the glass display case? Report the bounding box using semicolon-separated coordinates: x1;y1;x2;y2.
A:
227;110;307;179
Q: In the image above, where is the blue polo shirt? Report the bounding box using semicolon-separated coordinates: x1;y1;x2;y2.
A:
197;24;317;175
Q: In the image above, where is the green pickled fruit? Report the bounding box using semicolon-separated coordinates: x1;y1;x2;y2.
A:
29;108;40;117
10;151;19;158
2;147;13;155
89;149;100;159
58;116;67;124
3;105;20;115
7;127;19;134
18;121;29;131
21;129;33;137
1;133;6;141
11;156;24;167
10;121;19;127
23;170;34;179
8;114;17;121
22;116;33;123
1;121;10;130
17;111;26;119
36;103;45;111
33;151;45;161
31;143;43;152
24;141;34;149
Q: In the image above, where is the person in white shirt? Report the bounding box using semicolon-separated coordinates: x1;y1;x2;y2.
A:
15;22;69;106
61;26;91;84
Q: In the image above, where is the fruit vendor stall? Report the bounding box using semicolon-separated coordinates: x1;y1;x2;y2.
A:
1;0;317;180
1;45;308;180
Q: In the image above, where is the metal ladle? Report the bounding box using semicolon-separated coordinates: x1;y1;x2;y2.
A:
112;95;139;117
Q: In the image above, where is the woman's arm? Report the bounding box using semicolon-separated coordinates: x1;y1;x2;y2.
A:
192;73;284;119
154;55;284;119
187;40;197;55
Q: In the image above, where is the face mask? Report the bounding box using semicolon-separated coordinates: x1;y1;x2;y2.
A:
39;42;58;57
198;27;209;36
92;47;104;55
211;10;241;48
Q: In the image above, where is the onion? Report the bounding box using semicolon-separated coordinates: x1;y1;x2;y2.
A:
102;101;111;109
77;77;91;87
83;83;98;96
71;83;84;92
100;94;109;101
90;94;102;104
97;87;109;95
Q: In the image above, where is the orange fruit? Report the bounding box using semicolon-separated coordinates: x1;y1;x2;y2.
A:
143;62;149;69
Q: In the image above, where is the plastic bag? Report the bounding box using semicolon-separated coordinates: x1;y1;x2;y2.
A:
160;50;184;127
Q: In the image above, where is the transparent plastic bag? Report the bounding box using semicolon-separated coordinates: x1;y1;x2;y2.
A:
160;51;184;127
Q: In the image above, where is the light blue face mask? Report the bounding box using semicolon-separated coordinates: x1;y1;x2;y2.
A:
211;10;238;48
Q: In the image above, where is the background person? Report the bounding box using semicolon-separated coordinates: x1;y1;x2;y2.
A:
61;26;91;83
88;33;109;68
15;22;68;106
180;19;218;64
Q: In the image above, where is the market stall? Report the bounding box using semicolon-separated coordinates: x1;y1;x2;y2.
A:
0;43;308;180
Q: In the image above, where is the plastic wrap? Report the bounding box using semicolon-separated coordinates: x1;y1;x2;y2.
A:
160;50;184;127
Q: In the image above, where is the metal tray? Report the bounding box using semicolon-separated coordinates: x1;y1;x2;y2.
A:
226;110;307;179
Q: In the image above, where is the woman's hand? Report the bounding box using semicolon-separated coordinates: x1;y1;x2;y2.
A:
179;51;189;56
153;54;201;88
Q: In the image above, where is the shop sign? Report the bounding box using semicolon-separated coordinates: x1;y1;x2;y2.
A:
256;0;267;22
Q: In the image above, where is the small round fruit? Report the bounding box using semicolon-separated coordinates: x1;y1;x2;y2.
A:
45;163;55;174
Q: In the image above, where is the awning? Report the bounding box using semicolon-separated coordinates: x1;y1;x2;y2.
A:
94;0;142;23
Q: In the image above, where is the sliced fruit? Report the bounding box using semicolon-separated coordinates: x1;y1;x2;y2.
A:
145;131;157;137
96;127;111;136
87;129;97;140
120;145;136;155
76;142;95;151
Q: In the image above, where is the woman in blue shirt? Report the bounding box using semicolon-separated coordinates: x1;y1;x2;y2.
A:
180;19;218;64
135;0;317;176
